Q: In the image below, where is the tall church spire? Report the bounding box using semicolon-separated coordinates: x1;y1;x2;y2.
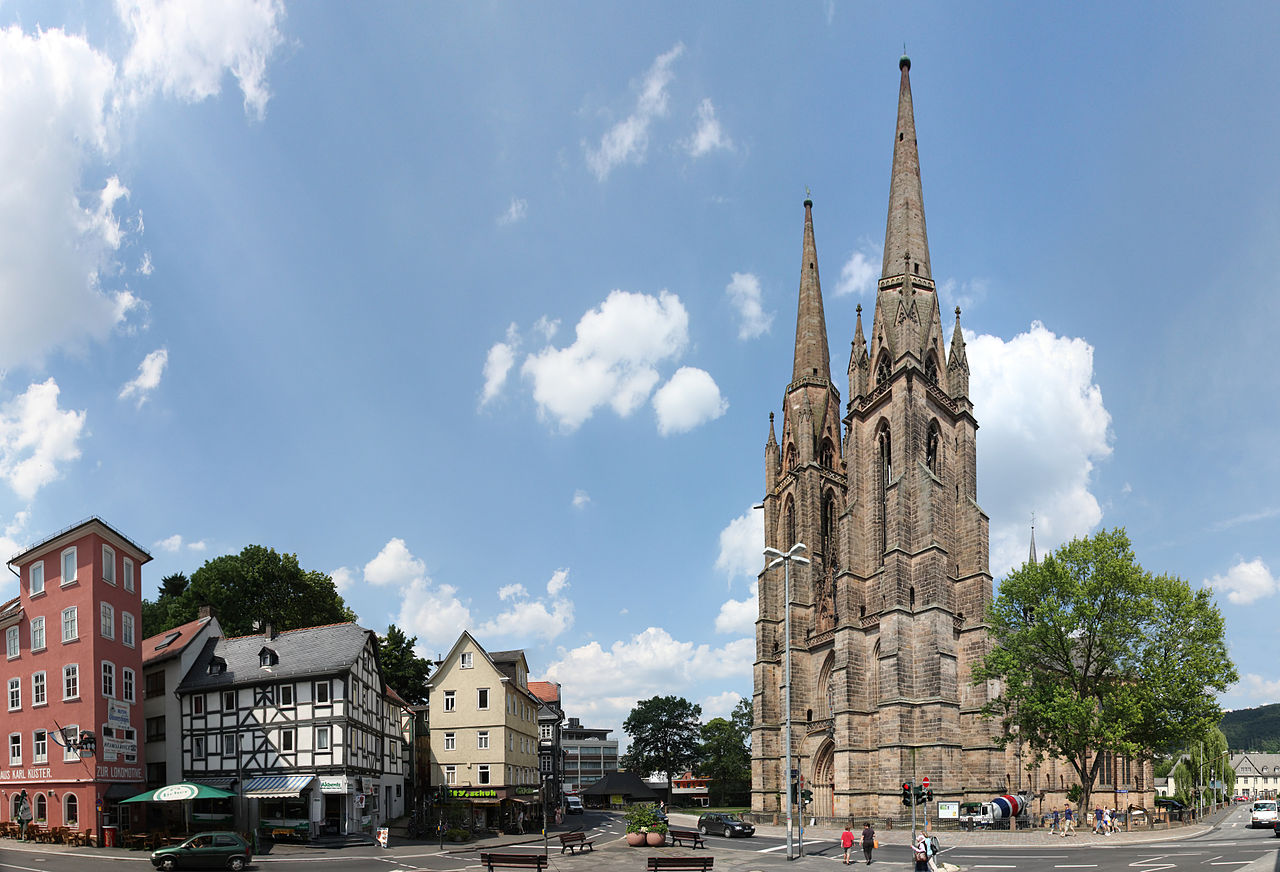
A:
792;197;832;383
881;54;931;280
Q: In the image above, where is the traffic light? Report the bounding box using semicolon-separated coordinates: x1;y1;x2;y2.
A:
801;788;813;808
901;782;913;807
924;789;934;804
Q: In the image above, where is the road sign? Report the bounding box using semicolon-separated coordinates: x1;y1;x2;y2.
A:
922;776;930;789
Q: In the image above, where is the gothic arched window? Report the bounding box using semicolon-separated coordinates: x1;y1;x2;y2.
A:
926;420;941;474
924;352;939;384
876;421;891;562
821;490;837;564
786;443;798;472
783;496;796;549
876;354;891;386
820;438;834;469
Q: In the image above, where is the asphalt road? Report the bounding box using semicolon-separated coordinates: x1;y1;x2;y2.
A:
2;805;1278;872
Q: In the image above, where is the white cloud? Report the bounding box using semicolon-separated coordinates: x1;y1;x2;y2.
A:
543;629;752;744
497;197;527;226
715;581;758;635
572;489;591;509
330;566;355;594
586;43;684;181
498;583;527;601
522;290;689;431
685;98;732;157
701;691;744;721
1226;673;1280;708
1205;558;1278;606
0;379;87;501
834;241;880;297
715;509;764;581
652;367;727;436
362;538;426;587
0;514;31;601
725;272;772;340
546;569;570;597
939;276;990;313
153;533;207;554
188;540;207;552
398;578;474;654
532;316;559;341
476;571;574;643
117;0;286;120
1211;507;1280;532
118;347;169;407
139;251;154;276
969;322;1112;577
480;323;521;407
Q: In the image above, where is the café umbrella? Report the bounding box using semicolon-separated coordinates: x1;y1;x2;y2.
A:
120;782;238;834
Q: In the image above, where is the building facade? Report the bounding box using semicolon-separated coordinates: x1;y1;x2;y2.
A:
528;680;564;807
1230;753;1280;799
751;57;1145;821
141;610;223;791
560;717;618;793
426;632;541;829
176;622;407;837
1;517;151;836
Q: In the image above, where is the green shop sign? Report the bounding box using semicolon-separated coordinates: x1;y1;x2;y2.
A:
449;788;498;799
516;787;538;795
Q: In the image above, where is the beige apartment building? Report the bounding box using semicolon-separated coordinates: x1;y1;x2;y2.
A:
427;632;541;829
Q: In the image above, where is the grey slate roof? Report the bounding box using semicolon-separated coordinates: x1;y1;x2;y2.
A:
1232;753;1280;775
177;622;375;692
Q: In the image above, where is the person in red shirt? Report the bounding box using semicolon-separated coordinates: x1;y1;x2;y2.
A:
841;824;856;864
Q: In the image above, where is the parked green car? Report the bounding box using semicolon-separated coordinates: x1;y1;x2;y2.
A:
150;831;252;870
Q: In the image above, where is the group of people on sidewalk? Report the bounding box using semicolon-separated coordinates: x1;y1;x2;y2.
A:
837;823;939;870
839;822;877;865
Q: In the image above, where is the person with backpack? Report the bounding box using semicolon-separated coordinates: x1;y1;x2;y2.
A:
913;831;930;872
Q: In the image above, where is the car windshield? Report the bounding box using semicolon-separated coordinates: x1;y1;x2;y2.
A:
1254;802;1276;811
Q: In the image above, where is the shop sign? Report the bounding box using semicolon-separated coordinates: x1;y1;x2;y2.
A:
516;787;538;795
108;700;131;729
319;776;348;794
0;767;53;781
449;788;497;799
156;784;199;802
102;736;137;763
95;765;143;780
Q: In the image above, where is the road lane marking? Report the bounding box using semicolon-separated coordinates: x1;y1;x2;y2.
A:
971;865;1017;868
1055;865;1098;868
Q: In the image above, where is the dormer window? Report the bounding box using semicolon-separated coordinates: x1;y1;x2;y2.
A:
259;647;278;668
207;656;226;676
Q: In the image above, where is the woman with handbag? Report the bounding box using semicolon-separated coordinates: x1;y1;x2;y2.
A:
913;831;930;872
861;821;876;864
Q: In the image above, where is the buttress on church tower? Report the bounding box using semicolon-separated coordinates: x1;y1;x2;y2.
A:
752;55;1004;820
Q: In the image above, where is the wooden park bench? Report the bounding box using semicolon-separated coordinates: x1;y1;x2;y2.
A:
646;857;714;871
558;831;595;853
668;828;707;849
479;852;549;870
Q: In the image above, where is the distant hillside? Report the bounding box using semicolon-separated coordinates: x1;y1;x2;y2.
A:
1222;703;1280;753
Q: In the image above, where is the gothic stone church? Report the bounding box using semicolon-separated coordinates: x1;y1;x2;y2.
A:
751;57;1149;820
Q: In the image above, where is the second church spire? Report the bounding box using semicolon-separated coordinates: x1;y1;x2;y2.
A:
881;54;931;281
792;196;832;384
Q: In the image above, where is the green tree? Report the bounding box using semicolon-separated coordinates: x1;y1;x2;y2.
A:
731;696;753;747
141;572;194;638
622;696;703;794
975;529;1237;814
699;713;751;805
1171;727;1234;807
162;545;356;637
377;624;432;704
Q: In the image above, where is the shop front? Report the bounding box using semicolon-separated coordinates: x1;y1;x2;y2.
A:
242;774;316;841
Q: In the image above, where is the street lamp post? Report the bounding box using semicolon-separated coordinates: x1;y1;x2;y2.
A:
764;542;809;862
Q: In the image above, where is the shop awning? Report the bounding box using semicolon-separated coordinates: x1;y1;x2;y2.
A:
121;782;237;803
243;774;316;799
191;777;237;790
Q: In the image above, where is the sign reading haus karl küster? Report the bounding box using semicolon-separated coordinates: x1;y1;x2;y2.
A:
751;56;1152;821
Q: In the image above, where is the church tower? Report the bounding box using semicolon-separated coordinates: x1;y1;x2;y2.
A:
753;55;1002;820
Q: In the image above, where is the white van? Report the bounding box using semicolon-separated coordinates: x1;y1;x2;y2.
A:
565;795;584;815
1250;800;1276;828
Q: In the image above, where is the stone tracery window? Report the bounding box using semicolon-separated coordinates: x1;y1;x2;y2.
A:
876;354;891;386
925;352;938;384
926;420;941;474
783;496;796;549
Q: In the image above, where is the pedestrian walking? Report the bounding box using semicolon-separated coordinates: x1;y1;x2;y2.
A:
926;835;941;872
913;831;930;872
1094;805;1104;834
842;824;856;865
862;821;876;864
1062;804;1074;837
1051;807;1060;834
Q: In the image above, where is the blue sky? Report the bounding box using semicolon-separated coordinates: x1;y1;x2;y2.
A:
2;1;1278;746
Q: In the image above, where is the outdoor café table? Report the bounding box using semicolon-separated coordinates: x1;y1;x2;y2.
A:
125;833;149;850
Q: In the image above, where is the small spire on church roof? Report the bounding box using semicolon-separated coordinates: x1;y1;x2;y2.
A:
791;196;832;384
882;53;931;281
1028;514;1038;565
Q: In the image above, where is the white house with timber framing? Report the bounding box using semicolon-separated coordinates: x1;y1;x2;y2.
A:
175;622;409;838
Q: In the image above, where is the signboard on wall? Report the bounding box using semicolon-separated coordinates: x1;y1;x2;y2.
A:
937;801;959;819
108;700;131;729
319;777;348;794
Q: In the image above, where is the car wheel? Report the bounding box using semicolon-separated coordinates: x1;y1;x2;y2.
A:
228;858;246;871
724;826;733;838
699;824;708;835
160;859;177;872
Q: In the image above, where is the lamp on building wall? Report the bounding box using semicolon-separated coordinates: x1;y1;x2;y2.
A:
764;541;809;862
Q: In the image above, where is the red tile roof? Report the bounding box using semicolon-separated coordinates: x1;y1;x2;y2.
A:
528;680;560;703
142;616;214;666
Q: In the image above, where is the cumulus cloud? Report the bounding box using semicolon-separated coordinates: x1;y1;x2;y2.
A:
939;276;990;313
1227;673;1280;708
497;197;527;226
715;581;757;635
725;272;772;340
546;569;569;597
572;489;591;509
715;508;764;581
153;533;206;554
0;514;31;601
532;316;559;341
330;566;355;594
701;691;744;720
686;98;732;157
834;241;880;297
119;347;169;407
522;290;689;431
363;538;427;587
117;0;286;119
586;43;684;181
653;367;727;436
480;323;519;407
543;628;752;742
1205;558;1278;605
968;322;1112;576
476;574;575;643
0;380;87;501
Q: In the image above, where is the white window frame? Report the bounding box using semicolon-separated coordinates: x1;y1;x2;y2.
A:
443;690;456;712
29;561;44;596
100;602;115;640
64;793;78;826
123;557;134;593
5;626;17;659
8;733;20;766
444;765;456;785
102;544;116;585
193;736;205;759
477;687;489;710
122;667;135;703
280;728;295;752
443;732;456;751
279;684;294;707
63;664;79;700
31;616;45;652
314;680;330;704
461;652;473;668
62;607;78;642
122;613;135;648
193;694;205;715
101;661;115;699
477;730;489;750
7;677;19;711
33;729;47;764
477;764;490;785
61;547;77;586
316;725;330;750
32;671;46;706
223;690;236;710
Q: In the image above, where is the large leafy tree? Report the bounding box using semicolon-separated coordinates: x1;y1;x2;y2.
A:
1171;727;1234;807
155;545;356;638
623;696;703;793
141;572;192;638
699;698;753;805
377;624;432;704
975;528;1236;813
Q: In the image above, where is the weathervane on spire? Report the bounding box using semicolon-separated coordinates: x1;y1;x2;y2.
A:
805;185;811;200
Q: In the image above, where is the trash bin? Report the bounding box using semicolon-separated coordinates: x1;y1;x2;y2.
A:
102;826;118;847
